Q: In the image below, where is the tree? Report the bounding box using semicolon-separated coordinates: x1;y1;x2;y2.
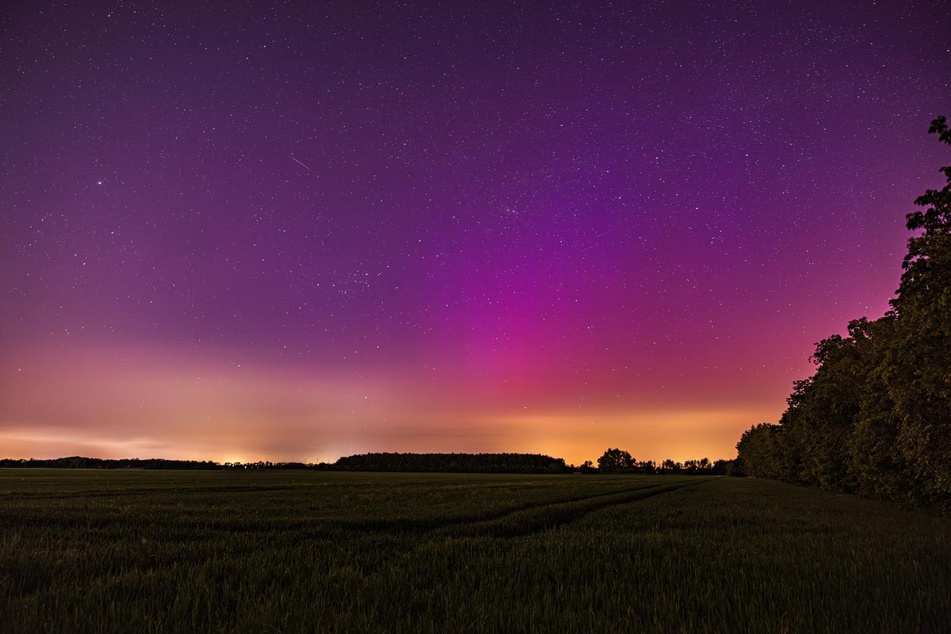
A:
886;115;951;503
783;325;870;490
846;314;906;499
597;448;633;474
659;458;682;474
735;423;783;479
711;459;734;475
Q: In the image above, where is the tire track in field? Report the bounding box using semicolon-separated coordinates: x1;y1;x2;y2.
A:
330;480;695;536
1;478;715;544
315;479;715;584
432;478;712;539
0;482;672;536
179;481;710;539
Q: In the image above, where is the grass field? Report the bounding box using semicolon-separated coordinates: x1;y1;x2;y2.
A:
1;470;949;632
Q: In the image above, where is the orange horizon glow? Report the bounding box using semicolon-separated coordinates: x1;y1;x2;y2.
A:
1;342;791;466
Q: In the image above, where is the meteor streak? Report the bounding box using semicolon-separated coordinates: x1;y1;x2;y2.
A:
290;156;312;171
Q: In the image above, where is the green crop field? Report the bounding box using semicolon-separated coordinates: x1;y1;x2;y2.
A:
1;470;949;632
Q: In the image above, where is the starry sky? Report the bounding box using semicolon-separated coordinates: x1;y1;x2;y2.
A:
2;1;949;465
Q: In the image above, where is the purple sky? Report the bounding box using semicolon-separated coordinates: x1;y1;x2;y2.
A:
2;1;949;464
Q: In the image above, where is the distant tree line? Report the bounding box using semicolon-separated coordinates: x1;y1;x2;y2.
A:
0;454;572;474
1;452;739;475
735;117;951;510
330;452;736;475
594;448;735;475
0;457;317;470
331;452;568;473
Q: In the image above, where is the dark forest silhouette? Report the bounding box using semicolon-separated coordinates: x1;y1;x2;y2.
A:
735;117;951;509
0;457;313;470
333;452;567;473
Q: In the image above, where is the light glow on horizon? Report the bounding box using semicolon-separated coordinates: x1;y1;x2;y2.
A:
2;343;792;465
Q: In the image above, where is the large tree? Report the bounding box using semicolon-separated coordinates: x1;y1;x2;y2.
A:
886;116;951;502
597;448;634;474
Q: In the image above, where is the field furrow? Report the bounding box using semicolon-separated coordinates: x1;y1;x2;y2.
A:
435;478;711;538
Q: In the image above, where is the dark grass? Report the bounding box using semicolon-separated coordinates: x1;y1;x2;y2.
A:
1;470;949;632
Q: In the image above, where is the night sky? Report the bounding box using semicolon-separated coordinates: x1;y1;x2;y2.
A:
2;1;949;465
